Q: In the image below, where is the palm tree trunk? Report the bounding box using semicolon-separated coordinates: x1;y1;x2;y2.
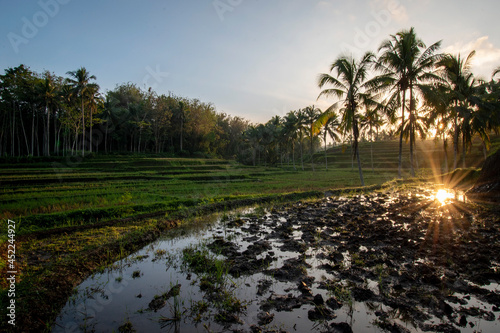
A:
89;106;93;153
370;124;374;172
300;138;304;171
180;118;183;152
324;132;328;171
371;139;374;172
292;142;296;170
31;106;35;156
20;108;29;156
481;140;488;161
81;96;85;157
409;126;415;177
310;127;315;172
443;134;448;174
353;121;365;186
105;123;108;154
462;133;466;168
350;136;354;171
398;90;406;179
409;88;415;177
11;101;16;156
452;104;459;170
53;109;58;155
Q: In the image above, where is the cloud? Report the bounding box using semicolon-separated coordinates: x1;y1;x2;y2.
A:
443;36;500;79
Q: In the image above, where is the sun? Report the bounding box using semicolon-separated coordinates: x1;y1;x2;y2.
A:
435;189;454;205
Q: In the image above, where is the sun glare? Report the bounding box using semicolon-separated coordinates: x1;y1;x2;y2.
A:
435;189;454;205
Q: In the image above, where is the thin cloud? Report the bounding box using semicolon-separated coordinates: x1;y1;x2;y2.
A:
444;36;500;79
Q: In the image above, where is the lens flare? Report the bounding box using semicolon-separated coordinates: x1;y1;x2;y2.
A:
435;189;453;205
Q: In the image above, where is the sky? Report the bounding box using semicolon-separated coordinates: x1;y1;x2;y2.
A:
1;0;500;123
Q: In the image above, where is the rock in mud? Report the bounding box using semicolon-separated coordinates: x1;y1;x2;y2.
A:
266;257;310;282
147;284;181;312
329;322;353;333
257;311;274;325
243;240;272;256
308;305;336;321
326;297;342;310
351;286;376;302
377;321;411;333
313;293;324;305
261;293;308;312
257;279;273;296
147;296;166;312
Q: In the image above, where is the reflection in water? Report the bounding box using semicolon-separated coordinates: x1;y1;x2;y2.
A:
433;188;467;205
53;186;497;333
435;189;454;205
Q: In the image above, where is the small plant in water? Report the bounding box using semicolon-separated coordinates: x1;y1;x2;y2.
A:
132;270;141;278
118;319;135;333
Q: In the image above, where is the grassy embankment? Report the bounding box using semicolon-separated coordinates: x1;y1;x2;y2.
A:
0;136;495;331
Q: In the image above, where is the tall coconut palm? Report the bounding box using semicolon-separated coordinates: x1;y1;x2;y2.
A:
398;97;430;170
302;105;322;171
283;111;299;170
375;27;442;178
244;125;262;166
360;106;385;172
37;72;59;156
314;109;341;171
318;51;377;186
436;51;476;169
295;109;307;171
66;67;97;157
85;84;102;153
421;83;454;173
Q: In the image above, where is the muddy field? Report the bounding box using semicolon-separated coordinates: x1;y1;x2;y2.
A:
55;185;500;332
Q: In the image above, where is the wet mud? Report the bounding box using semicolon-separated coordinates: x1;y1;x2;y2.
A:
213;186;500;332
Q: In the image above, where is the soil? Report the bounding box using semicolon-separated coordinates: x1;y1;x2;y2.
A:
208;186;500;332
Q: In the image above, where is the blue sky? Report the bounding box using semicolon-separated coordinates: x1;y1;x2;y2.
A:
2;0;500;123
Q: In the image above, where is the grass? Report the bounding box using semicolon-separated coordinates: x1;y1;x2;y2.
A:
0;136;495;331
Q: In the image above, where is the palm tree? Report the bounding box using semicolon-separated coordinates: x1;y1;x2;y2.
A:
375;27;442;177
314;109;341;171
360;106;384;172
302;105;322;171
398;97;430;170
318;52;377;186
295;109;307;171
283;111;299;170
37;72;59;156
437;51;476;169
421;83;454;173
66;67;97;157
102;94;119;153
85;84;102;153
244;125;262;166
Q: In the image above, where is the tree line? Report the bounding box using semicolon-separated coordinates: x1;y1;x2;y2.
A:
1;28;499;185
0;66;249;159
241;27;500;185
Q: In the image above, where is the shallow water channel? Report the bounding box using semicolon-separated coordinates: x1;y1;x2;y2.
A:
54;187;500;333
